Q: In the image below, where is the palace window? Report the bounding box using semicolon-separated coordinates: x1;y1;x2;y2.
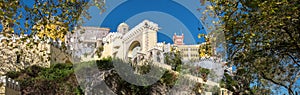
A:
16;54;20;64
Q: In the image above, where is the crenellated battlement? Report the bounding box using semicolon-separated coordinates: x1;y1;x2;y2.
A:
123;20;160;42
103;32;123;43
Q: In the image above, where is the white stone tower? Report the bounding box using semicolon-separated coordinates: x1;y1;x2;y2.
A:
117;22;129;35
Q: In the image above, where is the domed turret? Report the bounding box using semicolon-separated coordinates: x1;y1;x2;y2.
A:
117;22;129;35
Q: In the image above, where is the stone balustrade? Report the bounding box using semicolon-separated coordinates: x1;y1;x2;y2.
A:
0;76;21;95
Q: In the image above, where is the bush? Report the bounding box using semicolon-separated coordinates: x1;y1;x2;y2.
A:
6;71;21;79
96;57;113;70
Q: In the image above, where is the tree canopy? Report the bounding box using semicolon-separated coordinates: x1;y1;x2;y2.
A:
0;0;105;41
205;0;300;94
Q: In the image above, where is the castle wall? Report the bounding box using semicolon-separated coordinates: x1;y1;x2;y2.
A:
0;39;51;75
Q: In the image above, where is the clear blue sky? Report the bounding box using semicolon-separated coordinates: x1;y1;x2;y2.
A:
83;0;209;45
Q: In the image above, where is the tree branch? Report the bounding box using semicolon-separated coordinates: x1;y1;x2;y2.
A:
286;53;300;67
260;72;294;95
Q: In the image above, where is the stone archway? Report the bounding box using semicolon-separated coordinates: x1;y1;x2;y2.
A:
121;20;160;62
127;41;141;59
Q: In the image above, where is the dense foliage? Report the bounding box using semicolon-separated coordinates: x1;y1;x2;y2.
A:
164;49;183;72
0;0;105;39
6;63;82;94
202;0;300;94
7;57;216;94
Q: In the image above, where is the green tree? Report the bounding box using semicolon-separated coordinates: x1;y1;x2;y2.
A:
95;46;104;58
1;0;105;39
164;47;183;71
203;0;300;94
6;64;79;94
